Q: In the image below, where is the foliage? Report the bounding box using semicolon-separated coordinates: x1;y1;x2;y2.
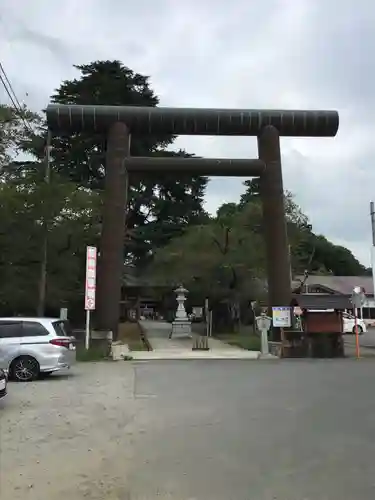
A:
46;60;208;266
215;330;261;351
150;179;367;309
240;178;366;277
0;60;367;319
0;104;44;173
76;344;109;362
150;199;266;303
294;234;366;276
0;165;101;314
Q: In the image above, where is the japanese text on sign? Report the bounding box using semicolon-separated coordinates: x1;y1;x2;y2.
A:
85;246;97;310
272;306;291;328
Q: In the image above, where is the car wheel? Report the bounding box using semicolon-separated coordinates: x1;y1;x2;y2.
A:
10;356;40;382
352;325;363;335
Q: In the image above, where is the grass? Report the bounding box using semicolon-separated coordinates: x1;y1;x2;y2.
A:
214;328;261;351
76;343;109;362
117;322;149;351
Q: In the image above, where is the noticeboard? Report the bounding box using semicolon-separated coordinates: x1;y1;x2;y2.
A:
272;306;292;328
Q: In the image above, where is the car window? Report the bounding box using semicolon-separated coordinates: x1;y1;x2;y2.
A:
52;320;72;337
0;322;23;338
21;321;49;337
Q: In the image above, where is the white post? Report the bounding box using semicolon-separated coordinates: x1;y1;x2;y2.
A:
84;245;97;350
256;313;272;356
205;298;209;336
85;310;90;350
261;328;270;356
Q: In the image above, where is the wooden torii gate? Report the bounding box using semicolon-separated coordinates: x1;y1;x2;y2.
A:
46;105;339;337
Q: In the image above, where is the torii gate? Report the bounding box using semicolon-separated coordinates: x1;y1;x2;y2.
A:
46;105;339;336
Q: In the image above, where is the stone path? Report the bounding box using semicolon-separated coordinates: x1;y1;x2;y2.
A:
132;320;261;360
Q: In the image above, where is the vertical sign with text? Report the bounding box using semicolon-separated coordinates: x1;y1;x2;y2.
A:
85;246;97;311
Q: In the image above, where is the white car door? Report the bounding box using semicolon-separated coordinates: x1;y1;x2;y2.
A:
0;321;22;370
343;314;354;333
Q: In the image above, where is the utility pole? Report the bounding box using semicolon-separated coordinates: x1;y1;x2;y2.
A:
37;132;51;317
370;201;375;300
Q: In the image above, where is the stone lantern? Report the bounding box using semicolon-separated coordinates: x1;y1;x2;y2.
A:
170;284;192;338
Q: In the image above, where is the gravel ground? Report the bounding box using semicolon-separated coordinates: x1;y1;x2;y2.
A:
0;362;138;500
2;359;375;499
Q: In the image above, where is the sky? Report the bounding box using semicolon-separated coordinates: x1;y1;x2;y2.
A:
1;0;374;266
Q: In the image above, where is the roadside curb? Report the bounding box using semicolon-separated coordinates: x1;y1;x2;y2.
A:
130;350;262;360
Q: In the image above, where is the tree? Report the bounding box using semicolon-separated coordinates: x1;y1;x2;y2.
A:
0;166;101;315
239;179;366;276
45;60;208;266
149;184;367;325
150;201;266;329
0;104;43;176
296;234;366;276
239;178;261;206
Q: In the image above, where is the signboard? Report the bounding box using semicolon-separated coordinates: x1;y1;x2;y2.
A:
192;306;203;318
85;246;97;311
272;306;292;328
351;286;366;308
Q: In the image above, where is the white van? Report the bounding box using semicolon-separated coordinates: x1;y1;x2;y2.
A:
0;317;76;381
342;312;366;334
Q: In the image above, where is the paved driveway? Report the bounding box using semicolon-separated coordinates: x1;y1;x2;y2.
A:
2;359;375;499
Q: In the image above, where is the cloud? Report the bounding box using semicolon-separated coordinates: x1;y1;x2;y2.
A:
1;0;374;266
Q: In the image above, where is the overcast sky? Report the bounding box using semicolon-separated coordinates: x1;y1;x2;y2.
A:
1;0;374;266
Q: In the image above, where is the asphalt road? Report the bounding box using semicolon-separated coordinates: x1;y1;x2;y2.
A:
2;359;375;499
130;359;375;500
345;325;375;348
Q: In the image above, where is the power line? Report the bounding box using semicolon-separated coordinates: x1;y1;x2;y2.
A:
0;62;24;112
0;61;35;135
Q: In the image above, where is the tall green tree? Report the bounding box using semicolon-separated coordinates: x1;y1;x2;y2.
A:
45;60;207;265
0;104;43;176
239;179;366;276
0;104;102;316
150;184;367;315
294;234;366;276
0;166;101;315
150;202;266;300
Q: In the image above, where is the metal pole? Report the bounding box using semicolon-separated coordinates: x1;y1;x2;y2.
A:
85;310;90;350
37;131;51;317
370;201;375;246
370;202;375;300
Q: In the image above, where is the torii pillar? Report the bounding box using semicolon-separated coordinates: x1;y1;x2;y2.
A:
96;123;130;337
258;125;291;311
